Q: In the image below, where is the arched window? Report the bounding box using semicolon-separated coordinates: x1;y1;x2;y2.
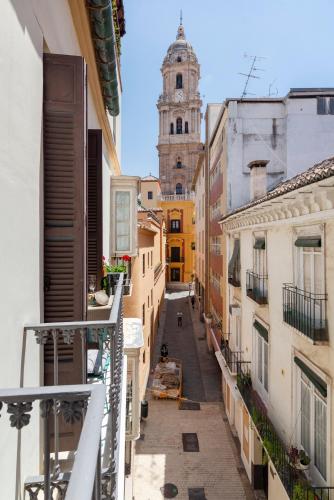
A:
176;183;183;195
176;160;182;169
176;117;182;134
170;123;174;135
185;121;189;134
176;73;183;89
177;56;182;62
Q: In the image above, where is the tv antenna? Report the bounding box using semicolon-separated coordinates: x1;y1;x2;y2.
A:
238;54;266;99
268;79;278;97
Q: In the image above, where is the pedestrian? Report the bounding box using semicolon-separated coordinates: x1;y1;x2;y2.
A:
177;311;183;327
160;343;168;360
191;296;195;309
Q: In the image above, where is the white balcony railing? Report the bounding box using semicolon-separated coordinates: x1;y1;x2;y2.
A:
159;192;194;202
1;275;127;500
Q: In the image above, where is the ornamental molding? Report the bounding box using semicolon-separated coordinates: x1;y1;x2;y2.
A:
222;183;334;232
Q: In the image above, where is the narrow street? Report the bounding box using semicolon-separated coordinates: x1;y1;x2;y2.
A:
133;291;254;500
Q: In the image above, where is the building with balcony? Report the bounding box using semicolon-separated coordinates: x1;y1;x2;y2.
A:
219;157;334;499
0;2;148;498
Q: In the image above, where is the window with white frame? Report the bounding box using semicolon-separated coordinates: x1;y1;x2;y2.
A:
253;320;268;394
295;235;323;294
115;191;131;251
295;357;327;480
253;236;266;275
230;306;241;350
210;236;221;255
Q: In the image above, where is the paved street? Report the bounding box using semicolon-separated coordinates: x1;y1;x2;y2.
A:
133;291;254;500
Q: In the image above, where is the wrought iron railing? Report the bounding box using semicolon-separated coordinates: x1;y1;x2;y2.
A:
246;271;268;304
283;284;328;342
237;365;332;499
1;384;105;500
221;342;250;375
228;264;241;287
20;275;126;499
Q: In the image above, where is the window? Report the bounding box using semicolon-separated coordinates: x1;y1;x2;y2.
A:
176;183;183;195
185;121;189;133
142;254;145;275
171;247;181;262
177;56;182;62
296;358;327;479
147;252;150;268
176;117;182;134
150;250;153;267
317;96;334;115
148;191;153;200
171;219;180;232
228;239;240;286
295;237;323;294
176;160;182;169
191;242;195;250
253;236;266;275
142;304;145;325
151;289;153;306
143;350;146;363
115;191;131;251
210;236;221;255
148;295;150;308
170;123;174;135
253;321;268;394
230;308;241;350
176;73;183;89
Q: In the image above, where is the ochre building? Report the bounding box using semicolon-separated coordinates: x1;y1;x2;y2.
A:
157;22;202;283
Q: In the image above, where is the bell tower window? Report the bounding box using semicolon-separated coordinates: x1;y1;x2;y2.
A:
176;183;183;195
185;121;189;134
170;123;174;135
176;73;183;89
176;158;182;169
177;56;182;62
176;117;182;134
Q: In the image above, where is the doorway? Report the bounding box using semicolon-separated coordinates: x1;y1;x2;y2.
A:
171;268;180;281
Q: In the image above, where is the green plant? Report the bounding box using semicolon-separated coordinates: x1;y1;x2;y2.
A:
262;437;274;465
109;264;127;273
292;482;307;500
299;449;310;466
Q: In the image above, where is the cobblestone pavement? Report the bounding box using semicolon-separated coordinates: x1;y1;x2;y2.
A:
133;291;254;500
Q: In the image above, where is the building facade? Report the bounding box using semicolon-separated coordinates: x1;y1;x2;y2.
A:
220;158;334;499
157;22;202;283
204;90;334;348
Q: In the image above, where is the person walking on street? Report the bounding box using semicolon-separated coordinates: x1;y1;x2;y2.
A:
177;311;183;327
191;296;195;309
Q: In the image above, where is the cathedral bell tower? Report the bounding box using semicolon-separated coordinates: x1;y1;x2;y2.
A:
157;22;202;195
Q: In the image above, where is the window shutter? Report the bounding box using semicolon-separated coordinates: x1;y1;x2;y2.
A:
88;130;103;289
295;236;321;248
228;239;240;278
253;238;265;250
329;97;334;115
43;54;86;449
253;320;268;342
294;357;327;398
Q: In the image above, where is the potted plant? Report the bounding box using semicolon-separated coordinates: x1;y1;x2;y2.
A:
288;447;310;471
103;256;129;295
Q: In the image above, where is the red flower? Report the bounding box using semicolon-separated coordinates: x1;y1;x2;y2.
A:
102;256;106;261
122;255;131;261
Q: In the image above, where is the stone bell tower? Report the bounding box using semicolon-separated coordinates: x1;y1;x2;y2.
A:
157;21;202;195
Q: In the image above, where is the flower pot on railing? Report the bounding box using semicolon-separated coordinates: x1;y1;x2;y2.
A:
107;271;127;296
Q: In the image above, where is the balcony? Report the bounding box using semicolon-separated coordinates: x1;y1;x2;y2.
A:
246;271;268;305
237;365;333;499
283;284;328;342
2;276;127;500
170;227;181;233
167;256;184;263
221;342;250;376
159;192;194;202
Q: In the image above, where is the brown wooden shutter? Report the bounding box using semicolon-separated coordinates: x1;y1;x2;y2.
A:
43;53;87;450
88;130;103;289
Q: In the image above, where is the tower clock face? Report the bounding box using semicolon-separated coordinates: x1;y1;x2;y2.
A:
175;89;184;102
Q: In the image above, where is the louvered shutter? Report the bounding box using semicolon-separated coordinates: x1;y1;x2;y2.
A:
88;130;103;288
43;54;86;450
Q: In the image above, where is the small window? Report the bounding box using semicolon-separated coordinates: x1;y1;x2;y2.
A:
148;295;150;308
254;323;269;394
176;160;182;169
170;123;174;135
176;183;183;195
151;250;153;267
147;252;150;268
317;97;327;115
151;289;153;305
171;219;180;232
177;56;182;62
176;117;182;134
143;350;146;363
191;242;195;250
142;304;145;325
185;121;189;134
176;73;183;89
148;191;153;200
142;254;145;275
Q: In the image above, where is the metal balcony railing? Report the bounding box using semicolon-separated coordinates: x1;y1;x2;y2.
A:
228;266;241;287
221;342;250;376
237;364;332;499
17;275;126;500
283;284;328;342
246;271;268;304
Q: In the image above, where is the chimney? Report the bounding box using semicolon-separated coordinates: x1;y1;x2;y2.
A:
248;160;268;200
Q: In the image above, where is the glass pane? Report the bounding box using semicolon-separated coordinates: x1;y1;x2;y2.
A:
257;335;263;383
300;380;311;454
263;341;268;392
116;191;130;251
303;252;311;291
314;395;327;479
314;252;322;295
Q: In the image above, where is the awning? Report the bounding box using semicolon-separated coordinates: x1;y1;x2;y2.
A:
87;0;120;116
295;236;321;248
253;320;268;342
253;238;265;250
294;357;327;398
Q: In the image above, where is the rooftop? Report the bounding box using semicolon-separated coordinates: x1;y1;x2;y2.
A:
220;156;334;223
